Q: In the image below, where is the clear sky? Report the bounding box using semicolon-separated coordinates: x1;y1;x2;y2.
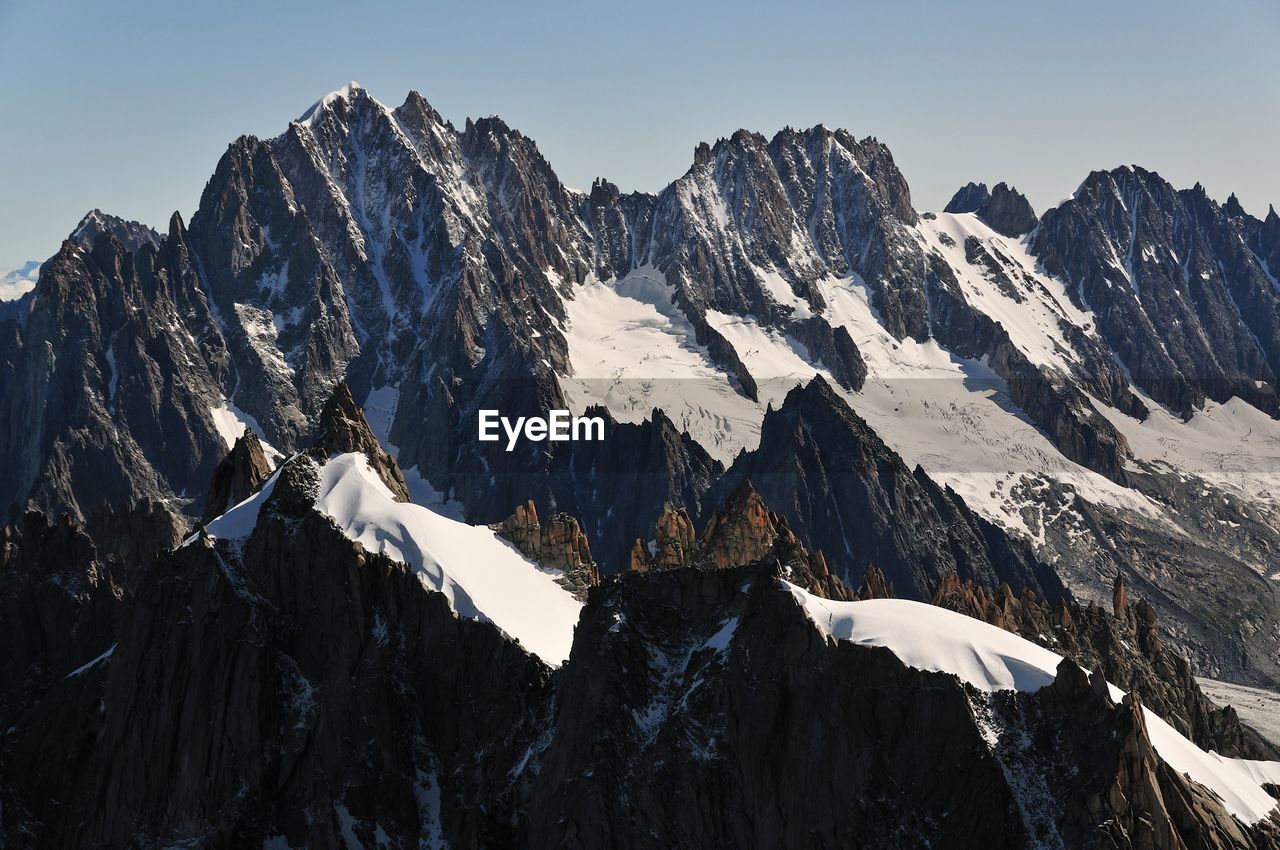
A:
1;0;1277;269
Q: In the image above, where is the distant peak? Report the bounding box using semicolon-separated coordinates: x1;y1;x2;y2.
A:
70;209;161;253
296;80;367;125
943;182;990;214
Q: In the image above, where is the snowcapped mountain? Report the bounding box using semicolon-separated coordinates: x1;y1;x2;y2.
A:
2;82;1278;678
0;260;39;300
3;81;1280;847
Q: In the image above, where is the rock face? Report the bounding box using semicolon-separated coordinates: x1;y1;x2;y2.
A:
522;565;1280;849
537;406;723;573
720;376;1065;601
4;481;1279;849
945;181;1038;236
0;512;125;732
2;84;1280;824
630;479;855;600
980;182;1038;237
0;216;231;522
311;382;410;501
491;500;600;597
1032;166;1280;418
932;572;1279;760
945;181;991;214
2;507;548;848
999;659;1277;850
201;430;273;522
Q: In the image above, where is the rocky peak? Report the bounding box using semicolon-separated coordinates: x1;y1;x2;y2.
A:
944;181;990;214
855;563;893;600
69;209;161;253
630;479;853;599
1112;572;1128;618
652;504;696;569
696;479;790;569
979;182;1037;236
1033;164;1280;419
295;80;367;126
944;181;1036;236
201;429;273;523
313;383;410;502
724;376;1061;601
490;499;599;597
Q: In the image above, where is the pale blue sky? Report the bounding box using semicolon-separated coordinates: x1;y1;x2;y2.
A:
1;0;1277;269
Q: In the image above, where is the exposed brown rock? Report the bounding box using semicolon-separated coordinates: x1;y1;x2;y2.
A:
698;480;790;569
854;563;893;600
491;500;600;598
1113;572;1128;619
629;538;651;573
630;480;854;600
653;505;696;569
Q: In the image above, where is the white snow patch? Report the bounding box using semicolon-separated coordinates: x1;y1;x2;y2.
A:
918;212;1097;375
1095;392;1280;513
755;266;814;319
815;274;1162;538
202;469;281;542
200;452;582;665
210;402;282;461
298;81;363;125
790;588;1280;824
703;617;739;652
559;267;770;464
314;453;582;665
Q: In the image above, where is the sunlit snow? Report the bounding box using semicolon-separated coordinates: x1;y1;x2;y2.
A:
790;587;1280;824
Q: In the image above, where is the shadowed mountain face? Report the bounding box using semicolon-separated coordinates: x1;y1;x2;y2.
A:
715;376;1064;602
1;83;1278;686
2;369;1279;847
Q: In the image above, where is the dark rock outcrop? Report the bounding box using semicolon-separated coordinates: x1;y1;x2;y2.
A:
0;512;125;732
720;375;1065;601
5;497;1277;849
201;430;273;522
944;182;1037;236
945;181;991;214
1032;166;1280;418
312;382;410;501
979;182;1038;237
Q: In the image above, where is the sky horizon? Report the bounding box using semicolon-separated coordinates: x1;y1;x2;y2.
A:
2;0;1277;269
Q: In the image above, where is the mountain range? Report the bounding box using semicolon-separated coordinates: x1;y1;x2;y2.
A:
2;82;1279;847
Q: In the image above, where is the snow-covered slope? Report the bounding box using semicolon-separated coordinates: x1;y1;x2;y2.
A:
559;261;1160;539
559;268;766;464
205;453;584;665
790;587;1280;824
